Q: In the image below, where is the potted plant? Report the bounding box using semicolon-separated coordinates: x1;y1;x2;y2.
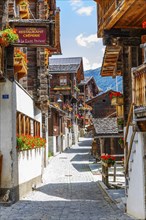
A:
0;28;19;47
109;91;123;106
117;118;124;130
100;154;115;167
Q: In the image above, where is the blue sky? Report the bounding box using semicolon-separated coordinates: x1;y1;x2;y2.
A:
53;0;105;71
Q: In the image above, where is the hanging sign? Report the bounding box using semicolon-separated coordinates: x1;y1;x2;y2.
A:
16;27;47;44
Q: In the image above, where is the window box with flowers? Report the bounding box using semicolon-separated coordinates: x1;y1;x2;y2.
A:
18;1;30;19
0;28;19;47
109;92;123;106
16;134;46;151
14;49;28;80
101;154;115;167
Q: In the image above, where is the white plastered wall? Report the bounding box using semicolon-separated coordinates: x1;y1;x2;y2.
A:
126;126;146;219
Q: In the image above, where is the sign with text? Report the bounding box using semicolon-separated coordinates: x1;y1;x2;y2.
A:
2;94;9;99
16;27;47;44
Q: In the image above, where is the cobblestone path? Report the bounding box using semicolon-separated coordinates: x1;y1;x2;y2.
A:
0;138;135;220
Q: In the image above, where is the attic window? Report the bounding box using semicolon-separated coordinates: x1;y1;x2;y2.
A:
60;76;67;86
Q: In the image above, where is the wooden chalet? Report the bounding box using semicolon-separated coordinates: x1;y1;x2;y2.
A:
0;0;61;202
48;57;84;151
94;0;146;218
87;90;124;158
87;90;117;118
0;0;61;136
49;57;84;103
77;76;99;131
78;76;99;101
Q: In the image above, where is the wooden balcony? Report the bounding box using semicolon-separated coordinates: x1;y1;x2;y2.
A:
132;64;146;107
96;0;146;37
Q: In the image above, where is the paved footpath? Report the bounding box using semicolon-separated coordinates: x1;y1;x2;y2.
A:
0;138;136;220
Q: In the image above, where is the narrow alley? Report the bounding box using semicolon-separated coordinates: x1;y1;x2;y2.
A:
0;138;134;220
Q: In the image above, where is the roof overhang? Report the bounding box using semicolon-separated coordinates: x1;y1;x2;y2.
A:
101;45;122;78
94;134;122;138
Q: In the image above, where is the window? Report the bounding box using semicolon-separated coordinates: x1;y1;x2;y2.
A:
60;76;67;86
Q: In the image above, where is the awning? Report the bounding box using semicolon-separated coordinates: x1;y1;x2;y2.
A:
101;46;122;78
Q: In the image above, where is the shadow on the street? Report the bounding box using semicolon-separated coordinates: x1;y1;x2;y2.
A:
71;163;90;172
64;148;90;154
35;181;101;201
78;141;92;147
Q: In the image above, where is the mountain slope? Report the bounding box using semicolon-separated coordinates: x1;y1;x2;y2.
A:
85;68;123;92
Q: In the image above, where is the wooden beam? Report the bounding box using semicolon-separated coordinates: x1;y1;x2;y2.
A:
105;0;138;29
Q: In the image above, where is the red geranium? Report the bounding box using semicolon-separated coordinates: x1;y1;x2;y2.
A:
101;154;115;165
16;134;46;151
109;91;123;99
142;21;146;29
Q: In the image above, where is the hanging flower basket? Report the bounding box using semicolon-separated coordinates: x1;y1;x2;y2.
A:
0;28;19;47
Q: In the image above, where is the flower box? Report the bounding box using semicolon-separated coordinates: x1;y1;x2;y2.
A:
14;50;28;80
19;2;30;19
14;58;27;80
19;5;28;12
16;134;46;151
111;96;123;106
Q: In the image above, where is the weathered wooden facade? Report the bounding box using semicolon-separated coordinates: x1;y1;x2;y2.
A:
94;0;146;218
87;90;116;118
77;76;99;133
48;57;84;152
87;90;124;158
0;0;61;202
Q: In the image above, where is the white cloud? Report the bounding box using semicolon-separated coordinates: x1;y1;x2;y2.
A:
83;57;101;71
70;0;83;10
92;62;102;69
76;33;100;47
70;0;94;16
83;57;91;70
76;6;94;16
102;47;106;54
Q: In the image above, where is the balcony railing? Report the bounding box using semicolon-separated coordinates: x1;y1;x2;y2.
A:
132;65;146;106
